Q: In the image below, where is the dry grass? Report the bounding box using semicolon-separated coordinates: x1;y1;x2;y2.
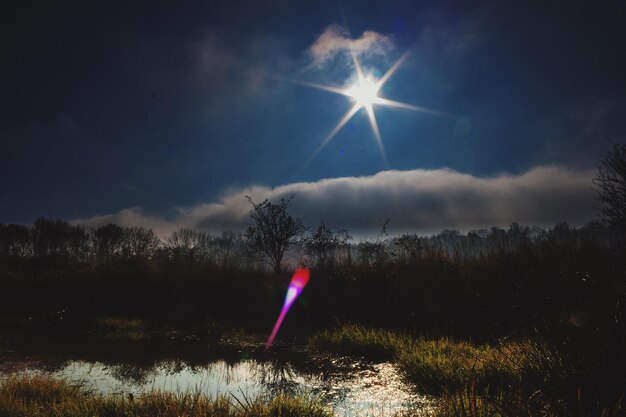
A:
309;324;530;394
310;325;625;417
0;374;332;417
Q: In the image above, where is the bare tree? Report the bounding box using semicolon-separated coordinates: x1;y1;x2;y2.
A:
121;227;161;259
594;142;626;232
245;195;305;274
394;234;426;262
358;219;392;266
167;228;210;263
303;222;351;268
32;217;89;259
93;224;125;260
0;224;32;258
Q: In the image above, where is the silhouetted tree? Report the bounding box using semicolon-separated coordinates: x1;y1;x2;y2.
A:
488;226;507;250
393;234;426;263
93;224;125;259
303;222;351;268
121;226;160;259
245;195;305;274
32;217;88;259
594;142;626;232
358;220;392;266
0;223;31;258
212;231;247;266
167;228;209;264
548;222;575;245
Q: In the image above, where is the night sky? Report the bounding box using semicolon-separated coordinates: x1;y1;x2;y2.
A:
2;1;626;236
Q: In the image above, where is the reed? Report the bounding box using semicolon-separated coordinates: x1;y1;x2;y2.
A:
0;374;332;417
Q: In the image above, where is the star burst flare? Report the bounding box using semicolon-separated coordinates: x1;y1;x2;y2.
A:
299;50;452;167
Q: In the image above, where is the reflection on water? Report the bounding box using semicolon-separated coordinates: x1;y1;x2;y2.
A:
15;357;432;417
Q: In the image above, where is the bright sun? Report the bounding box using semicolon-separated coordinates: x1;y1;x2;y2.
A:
347;77;380;107
295;49;451;168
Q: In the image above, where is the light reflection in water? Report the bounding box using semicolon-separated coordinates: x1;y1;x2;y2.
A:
20;358;433;417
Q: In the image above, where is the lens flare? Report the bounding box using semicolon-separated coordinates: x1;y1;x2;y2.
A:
265;268;310;350
293;49;456;170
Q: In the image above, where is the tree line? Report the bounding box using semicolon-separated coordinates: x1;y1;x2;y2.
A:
0;215;621;269
0;142;623;339
0;219;248;264
2;141;625;272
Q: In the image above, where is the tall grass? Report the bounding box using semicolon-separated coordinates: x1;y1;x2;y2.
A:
308;325;407;360
0;374;332;417
309;324;525;394
310;325;625;417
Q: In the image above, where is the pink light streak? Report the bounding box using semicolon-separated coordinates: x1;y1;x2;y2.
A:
265;268;310;350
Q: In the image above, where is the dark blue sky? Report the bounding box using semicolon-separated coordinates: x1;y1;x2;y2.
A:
1;1;625;231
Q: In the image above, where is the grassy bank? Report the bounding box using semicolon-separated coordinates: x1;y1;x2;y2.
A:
309;324;527;393
0;374;332;417
309;324;625;416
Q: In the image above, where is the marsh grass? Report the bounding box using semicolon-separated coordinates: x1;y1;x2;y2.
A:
432;383;624;417
0;374;332;417
308;324;406;360
309;324;527;394
310;325;625;417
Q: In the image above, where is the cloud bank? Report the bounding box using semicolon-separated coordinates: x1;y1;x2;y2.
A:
76;166;596;238
308;25;395;68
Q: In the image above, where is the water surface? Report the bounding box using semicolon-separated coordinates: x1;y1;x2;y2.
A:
7;355;433;416
0;331;433;416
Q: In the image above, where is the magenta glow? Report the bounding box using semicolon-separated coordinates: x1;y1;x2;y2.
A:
265;268;310;349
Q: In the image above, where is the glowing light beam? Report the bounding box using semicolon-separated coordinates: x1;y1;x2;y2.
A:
305;103;362;167
365;104;387;165
265;268;310;350
291;80;353;98
375;50;410;90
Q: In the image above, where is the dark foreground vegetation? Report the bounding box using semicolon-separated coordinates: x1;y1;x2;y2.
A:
1;144;625;415
0;217;624;416
1;217;624;338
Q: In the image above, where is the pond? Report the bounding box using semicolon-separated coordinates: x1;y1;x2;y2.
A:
0;336;433;417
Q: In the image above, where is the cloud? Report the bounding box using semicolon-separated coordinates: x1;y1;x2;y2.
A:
75;208;181;238
188;32;295;111
75;166;596;238
308;25;395;68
